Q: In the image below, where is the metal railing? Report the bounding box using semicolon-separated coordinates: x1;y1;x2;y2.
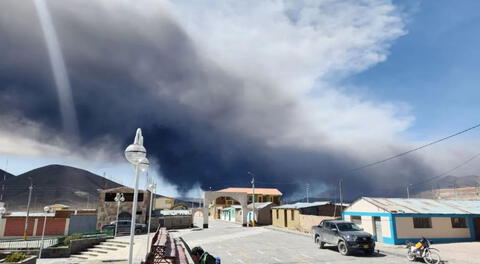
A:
0;238;59;250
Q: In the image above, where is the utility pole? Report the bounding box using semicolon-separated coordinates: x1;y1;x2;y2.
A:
1;159;8;201
407;184;412;199
23;178;33;240
339;179;343;215
306;183;310;203
248;172;255;227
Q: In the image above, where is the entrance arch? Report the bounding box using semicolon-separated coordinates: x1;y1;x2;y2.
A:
201;191;248;228
118;212;132;220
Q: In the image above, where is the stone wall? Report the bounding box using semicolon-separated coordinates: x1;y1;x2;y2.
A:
96;187;151;230
40;246;70;258
298;215;335;233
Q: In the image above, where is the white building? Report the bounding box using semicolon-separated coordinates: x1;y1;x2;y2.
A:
343;197;480;245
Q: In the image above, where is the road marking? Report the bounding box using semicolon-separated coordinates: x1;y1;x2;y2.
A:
272;257;281;262
236;259;246;264
300;253;313;259
256;249;265;254
226;251;232;256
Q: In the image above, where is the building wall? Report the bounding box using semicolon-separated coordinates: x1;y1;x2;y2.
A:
154;197;175;210
4;218;35;236
298;215;335;233
272;209;300;230
36;218;67;236
395;216;471;239
345;199;388;213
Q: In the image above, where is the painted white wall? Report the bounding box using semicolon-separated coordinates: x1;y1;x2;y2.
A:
395;217;470;239
345;199;388;213
0;219;5;237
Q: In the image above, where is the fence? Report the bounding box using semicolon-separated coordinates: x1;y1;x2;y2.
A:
0;238;59;250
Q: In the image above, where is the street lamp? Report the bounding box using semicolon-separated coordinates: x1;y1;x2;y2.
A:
38;206;50;258
125;128;149;264
146;182;156;256
114;193;125;237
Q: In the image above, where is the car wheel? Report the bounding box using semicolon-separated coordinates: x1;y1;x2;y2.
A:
338;240;350;256
315;237;325;249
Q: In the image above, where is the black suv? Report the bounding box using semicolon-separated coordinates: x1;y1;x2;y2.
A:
101;220;147;235
312;220;375;256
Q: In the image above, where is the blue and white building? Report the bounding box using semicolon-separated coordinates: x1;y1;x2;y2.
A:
343;197;480;245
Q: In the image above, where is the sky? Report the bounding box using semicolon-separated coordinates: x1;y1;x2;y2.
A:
0;0;479;200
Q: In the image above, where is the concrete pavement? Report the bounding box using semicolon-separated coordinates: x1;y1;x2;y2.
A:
173;218;409;264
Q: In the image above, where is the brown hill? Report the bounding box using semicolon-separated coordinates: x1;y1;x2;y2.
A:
2;164;122;211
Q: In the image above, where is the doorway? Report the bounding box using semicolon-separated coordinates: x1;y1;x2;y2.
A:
373;216;383;242
284;210;288;227
474;218;480;241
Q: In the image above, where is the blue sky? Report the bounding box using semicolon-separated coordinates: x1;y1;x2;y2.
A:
347;0;480;140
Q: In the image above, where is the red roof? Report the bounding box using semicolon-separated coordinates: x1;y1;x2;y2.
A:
217;187;282;196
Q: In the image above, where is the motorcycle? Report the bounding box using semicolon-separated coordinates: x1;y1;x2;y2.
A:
406;237;441;264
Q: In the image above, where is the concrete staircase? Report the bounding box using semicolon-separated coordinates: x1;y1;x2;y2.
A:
70;239;130;259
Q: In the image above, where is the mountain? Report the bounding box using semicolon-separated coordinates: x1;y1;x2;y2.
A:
2;165;123;211
432;175;480;189
0;169;14;180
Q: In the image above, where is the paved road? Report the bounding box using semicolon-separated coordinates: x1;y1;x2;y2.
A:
173;218;411;264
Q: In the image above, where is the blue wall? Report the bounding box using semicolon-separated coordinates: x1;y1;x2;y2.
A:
343;211;479;245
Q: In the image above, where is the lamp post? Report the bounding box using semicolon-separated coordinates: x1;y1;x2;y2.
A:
248;171;255;227
0;207;5;219
24;179;33;240
38;206;50;258
146;182;156;256
125;128;149;264
114;193;125;237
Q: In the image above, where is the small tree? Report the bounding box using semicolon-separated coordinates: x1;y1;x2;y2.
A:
172;203;188;210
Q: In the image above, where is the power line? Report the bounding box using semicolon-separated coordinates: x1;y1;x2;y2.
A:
345;122;480;174
411;151;480;189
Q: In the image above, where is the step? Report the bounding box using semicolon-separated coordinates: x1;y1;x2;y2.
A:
70;254;89;260
87;248;108;254
106;240;130;245
101;242;127;248
93;245;118;251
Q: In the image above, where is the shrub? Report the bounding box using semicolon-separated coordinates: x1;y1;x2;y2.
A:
4;252;28;262
63;233;83;246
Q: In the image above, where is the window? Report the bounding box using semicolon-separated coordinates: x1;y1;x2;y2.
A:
351;216;362;225
276;209;279;219
413;217;432;228
291;210;295;221
451;217;467;228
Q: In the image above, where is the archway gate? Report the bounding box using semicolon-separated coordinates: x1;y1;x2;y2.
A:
192;191;248;228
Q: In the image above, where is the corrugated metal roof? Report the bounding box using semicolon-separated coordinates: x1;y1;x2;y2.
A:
362;197;480;214
272;201;331;209
247;202;272;209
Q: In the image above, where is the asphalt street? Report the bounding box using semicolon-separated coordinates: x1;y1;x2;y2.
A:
173;218;412;264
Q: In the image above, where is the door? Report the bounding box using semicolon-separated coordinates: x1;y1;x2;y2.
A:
284;210;288;227
323;222;335;244
373;217;383;242
474;218;480;241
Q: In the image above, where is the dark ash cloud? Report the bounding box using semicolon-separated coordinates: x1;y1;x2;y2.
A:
0;0;435;199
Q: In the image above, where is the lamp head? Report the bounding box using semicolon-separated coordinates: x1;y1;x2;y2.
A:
138;157;149;172
43;206;50;213
0;207;5;214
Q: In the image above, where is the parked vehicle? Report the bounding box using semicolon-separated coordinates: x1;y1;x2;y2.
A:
312;219;375;256
101;220;147;235
406;238;441;264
